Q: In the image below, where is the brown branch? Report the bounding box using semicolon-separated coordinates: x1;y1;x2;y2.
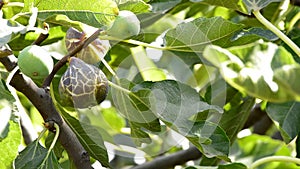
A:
1;49;92;168
42;28;102;88
0;55;17;71
10;71;92;168
0;0;4;10
130;146;202;169
32;23;49;46
291;0;300;6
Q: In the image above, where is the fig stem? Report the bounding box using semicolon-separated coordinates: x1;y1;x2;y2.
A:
42;29;102;89
32;23;49;46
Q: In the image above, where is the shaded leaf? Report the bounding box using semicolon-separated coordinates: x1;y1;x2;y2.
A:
220;94;255;142
58;106;110;167
266;102;300;143
39;151;61;169
242;0;282;11
203;41;300;102
45;133;64;159
14;140;47;169
149;0;182;13
131;80;229;159
231;27;278;45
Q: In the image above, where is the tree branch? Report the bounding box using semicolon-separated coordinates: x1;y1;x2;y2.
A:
1;54;92;168
131;146;202;169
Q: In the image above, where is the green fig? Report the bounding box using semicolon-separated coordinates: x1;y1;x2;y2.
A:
18;45;53;85
59;57;108;109
107;10;140;39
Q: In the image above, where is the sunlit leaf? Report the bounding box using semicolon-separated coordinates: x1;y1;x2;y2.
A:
118;0;151;13
192;0;249;14
233;134;299;169
163;17;244;57
0;16;26;46
0;119;21;169
23;0;118;27
130;46;166;81
203;41;300;102
111;79;161;132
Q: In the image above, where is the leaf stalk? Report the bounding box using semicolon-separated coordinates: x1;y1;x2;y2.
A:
253;10;300;57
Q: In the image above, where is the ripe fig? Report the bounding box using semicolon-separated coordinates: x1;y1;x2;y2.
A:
18;45;53;85
107;10;140;39
59;57;108;108
65;27;110;65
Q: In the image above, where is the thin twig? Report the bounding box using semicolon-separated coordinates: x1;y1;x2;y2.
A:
31;23;49;46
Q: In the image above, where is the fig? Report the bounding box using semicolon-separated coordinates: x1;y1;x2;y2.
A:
65;27;110;65
107;10;140;39
18;45;53;85
59;57;108;108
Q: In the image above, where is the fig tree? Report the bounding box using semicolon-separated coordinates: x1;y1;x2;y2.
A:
18;45;53;85
107;10;140;39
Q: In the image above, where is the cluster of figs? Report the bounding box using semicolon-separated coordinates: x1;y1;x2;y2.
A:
17;10;140;108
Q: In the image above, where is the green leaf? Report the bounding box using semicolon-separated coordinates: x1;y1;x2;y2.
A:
14;140;47;169
233;134;299;169
0;119;21;169
266;102;300;143
220;93;255;142
130;46;166;81
45;133;64;159
203;41;300;102
110;79;161;131
39;151;61;169
218;163;247;169
192;0;249;14
118;0;151;13
23;0;118;27
0;17;26;46
149;0;182;13
231;27;278;45
131;80;229;159
0;100;13;139
242;0;281;11
58;107;110;167
163;17;244;55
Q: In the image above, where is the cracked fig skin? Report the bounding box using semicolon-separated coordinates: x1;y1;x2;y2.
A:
59;57;108;108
